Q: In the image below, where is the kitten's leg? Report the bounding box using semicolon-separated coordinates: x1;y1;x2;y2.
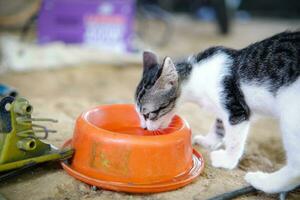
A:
245;110;300;193
193;118;225;150
210;120;250;169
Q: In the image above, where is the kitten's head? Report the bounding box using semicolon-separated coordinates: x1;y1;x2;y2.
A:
135;51;180;131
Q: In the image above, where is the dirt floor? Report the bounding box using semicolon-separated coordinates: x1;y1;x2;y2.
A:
0;17;300;200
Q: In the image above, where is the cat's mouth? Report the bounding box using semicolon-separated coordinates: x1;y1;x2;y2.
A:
145;122;163;131
135;105;175;131
145;115;173;131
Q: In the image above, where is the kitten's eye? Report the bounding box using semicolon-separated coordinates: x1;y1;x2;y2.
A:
149;112;158;120
161;103;170;108
169;81;175;86
143;112;158;120
143;113;149;119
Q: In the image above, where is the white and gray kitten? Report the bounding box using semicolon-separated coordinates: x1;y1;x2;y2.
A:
135;31;300;193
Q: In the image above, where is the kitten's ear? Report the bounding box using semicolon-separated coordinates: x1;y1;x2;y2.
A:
143;51;158;69
159;57;178;85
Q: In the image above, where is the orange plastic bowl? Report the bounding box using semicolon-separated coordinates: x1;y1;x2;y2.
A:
61;104;204;193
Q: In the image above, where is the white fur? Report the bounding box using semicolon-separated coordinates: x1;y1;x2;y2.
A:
181;52;229;114
243;80;300;193
241;83;278;117
135;105;146;129
185;53;300;193
184;52;233;155
192;120;224;150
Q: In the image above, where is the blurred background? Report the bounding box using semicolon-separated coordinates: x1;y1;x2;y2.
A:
0;1;300;200
0;0;299;71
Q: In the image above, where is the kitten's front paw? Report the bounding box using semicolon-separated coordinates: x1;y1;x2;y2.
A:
193;134;222;150
192;135;208;147
210;150;238;169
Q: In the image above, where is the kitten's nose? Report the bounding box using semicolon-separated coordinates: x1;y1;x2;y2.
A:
143;127;148;130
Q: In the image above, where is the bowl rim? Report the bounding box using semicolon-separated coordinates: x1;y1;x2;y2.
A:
79;103;191;139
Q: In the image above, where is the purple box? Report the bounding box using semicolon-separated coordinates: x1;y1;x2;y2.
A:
38;0;135;52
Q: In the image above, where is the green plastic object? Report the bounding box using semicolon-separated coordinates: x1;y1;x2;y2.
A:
0;97;73;172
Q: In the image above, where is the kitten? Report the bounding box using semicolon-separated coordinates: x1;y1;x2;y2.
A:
135;31;300;193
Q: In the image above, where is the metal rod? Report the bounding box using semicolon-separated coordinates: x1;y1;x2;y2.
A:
205;186;257;200
17;117;58;123
205;184;300;200
32;124;56;139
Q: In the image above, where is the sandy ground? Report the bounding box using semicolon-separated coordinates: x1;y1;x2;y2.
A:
0;17;300;200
